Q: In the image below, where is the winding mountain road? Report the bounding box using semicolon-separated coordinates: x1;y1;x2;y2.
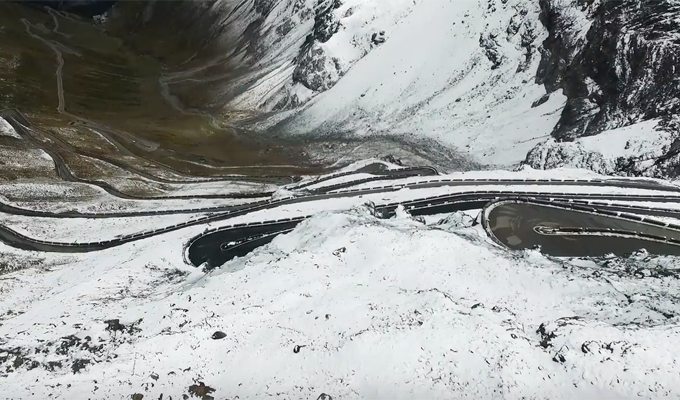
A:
3;171;680;270
0;108;439;201
183;191;680;268
4;13;680;269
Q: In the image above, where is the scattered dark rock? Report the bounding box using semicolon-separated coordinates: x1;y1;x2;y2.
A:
57;334;104;357
105;318;142;335
471;303;484;309
12;355;27;369
581;342;592;354
105;319;125;332
371;31;386;45
45;361;63;371
531;93;550;108
379;155;403;166
131;394;144;400
187;382;215;400
479;32;504;69
57;335;80;356
317;394;333;400
150;372;159;381
27;360;40;370
332;247;346;257
536;323;557;349
552;352;566;363
211;331;227;340
293;345;305;354
71;358;91;374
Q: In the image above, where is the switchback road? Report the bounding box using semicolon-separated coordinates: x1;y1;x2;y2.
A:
3;172;680;267
184;193;680;268
1;109;438;201
483;199;680;257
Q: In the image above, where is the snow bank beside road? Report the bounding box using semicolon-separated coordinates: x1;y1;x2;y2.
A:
1;207;678;399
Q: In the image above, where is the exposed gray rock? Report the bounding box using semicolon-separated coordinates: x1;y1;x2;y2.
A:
292;45;343;92
538;0;680;141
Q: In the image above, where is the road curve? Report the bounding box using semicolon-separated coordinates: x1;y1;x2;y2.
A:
483;199;680;257
4;180;680;259
185;220;304;268
0;109;283;198
183;191;680;268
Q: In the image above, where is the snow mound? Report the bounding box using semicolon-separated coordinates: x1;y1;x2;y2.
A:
1;209;679;398
435;211;477;230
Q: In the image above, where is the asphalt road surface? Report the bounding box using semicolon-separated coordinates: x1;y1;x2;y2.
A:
484;200;680;257
184;195;680;268
4;110;680;264
186;220;303;268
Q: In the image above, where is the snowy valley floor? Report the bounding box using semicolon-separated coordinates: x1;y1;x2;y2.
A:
1;202;680;399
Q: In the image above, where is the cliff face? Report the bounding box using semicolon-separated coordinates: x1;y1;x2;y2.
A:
524;0;680;178
537;0;680;141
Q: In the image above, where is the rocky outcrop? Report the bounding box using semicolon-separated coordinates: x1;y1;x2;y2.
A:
291;0;344;92
524;139;614;175
537;0;680;141
526;0;680;177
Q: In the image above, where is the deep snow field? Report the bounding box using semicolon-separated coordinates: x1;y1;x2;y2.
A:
1;165;680;399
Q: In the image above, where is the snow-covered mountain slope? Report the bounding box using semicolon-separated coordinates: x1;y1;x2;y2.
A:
105;0;680;173
2;205;680;399
223;0;566;166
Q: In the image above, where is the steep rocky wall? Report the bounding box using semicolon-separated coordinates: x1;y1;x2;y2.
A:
537;0;680;141
525;0;680;178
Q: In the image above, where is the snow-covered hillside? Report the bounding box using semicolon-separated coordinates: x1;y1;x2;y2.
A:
2;204;680;399
224;0;566;166
4;179;680;399
104;0;680;175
